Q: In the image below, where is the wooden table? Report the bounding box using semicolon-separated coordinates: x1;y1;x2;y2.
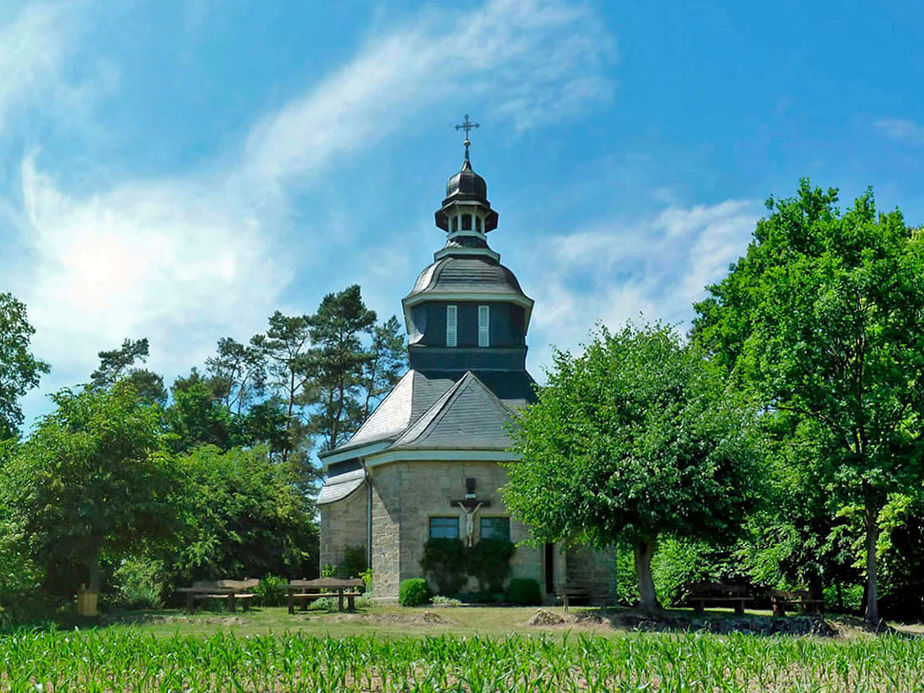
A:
286;578;364;614
177;579;259;612
686;582;754;616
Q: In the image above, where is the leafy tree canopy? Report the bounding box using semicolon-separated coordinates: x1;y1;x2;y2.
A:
3;383;176;593
0;293;50;439
504;322;759;613
693;180;924;622
90;338;167;405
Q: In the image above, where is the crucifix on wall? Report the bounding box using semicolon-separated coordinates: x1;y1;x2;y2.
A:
452;477;490;546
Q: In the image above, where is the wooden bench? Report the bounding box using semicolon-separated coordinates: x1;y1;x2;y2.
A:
558;586;593;612
767;589;824;617
286;578;364;614
177;579;259;613
686;582;754;616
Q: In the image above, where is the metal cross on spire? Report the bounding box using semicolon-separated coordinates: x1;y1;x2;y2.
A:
455;114;479;160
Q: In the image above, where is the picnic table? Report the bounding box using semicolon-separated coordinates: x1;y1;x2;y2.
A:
286;578;364;614
177;579;259;612
686;582;754;616
767;589;824;617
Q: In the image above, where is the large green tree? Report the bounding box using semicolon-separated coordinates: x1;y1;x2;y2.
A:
504;323;759;614
4;383;176;593
0;293;49;439
168;444;318;582
693;181;924;623
307;285;377;452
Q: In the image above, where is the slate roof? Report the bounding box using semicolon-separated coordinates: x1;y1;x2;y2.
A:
317;467;366;505
406;255;527;301
319;368;535;462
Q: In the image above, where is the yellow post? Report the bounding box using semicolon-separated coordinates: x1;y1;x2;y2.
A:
76;584;99;616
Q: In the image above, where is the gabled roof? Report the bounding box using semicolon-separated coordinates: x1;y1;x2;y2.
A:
391;371;514;450
319;368;535;466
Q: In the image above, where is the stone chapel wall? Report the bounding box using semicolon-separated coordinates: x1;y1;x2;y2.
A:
318;482;368;576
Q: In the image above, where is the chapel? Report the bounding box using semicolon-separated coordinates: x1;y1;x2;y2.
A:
317;124;616;603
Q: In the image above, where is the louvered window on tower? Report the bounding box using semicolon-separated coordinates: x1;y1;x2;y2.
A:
478;305;490;347
446;305;458;347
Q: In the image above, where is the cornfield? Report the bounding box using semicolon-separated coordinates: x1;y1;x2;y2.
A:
2;628;923;691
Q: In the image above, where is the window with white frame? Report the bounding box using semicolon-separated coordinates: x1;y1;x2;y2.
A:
478;305;490;347
446;305;458;347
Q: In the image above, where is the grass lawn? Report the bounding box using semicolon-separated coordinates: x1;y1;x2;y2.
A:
4;606;924;690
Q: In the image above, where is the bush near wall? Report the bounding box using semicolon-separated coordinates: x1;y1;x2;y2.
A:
399;578;430;606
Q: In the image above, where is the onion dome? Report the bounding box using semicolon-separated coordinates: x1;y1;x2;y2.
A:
434;154;498;233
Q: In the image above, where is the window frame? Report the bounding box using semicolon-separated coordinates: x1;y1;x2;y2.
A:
478;304;490;347
479;516;511;542
446;304;458;347
429;516;461;539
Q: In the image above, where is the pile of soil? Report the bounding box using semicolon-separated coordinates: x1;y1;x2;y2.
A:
526;609;568;626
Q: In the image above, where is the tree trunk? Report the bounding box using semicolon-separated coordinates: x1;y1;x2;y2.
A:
85;548;102;593
633;537;662;615
864;508;879;624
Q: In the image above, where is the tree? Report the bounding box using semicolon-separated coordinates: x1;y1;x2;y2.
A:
168;444;318;582
90;338;166;405
205;337;266;415
0;293;50;439
307;285;377;452
253;313;314;463
503;323;759;614
693;181;924;623
362;316;407;420
3;383;176;593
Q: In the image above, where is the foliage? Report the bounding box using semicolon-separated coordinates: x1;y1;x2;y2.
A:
168;445;318;584
112;557;164;610
420;539;468;596
306;285;377;452
254;574;288;607
0;292;50;439
398;578;430;607
321;563;337;578
5;630;924;691
692;181;924;622
431;595;463;606
3;383;175;594
505;578;542;605
466;539;515;592
90;338;166;405
362;315;406;420
360;568;373;591
504;322;760;613
338;545;367;579
650;537;741;606
205;337;266;415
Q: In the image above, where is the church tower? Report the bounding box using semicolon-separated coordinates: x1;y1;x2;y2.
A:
317;122;615;603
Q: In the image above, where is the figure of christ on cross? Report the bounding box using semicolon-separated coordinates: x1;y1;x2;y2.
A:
456;500;485;547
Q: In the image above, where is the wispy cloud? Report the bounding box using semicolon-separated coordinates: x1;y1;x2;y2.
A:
524;200;759;367
5;0;617;413
874;118;924;145
243;0;615;187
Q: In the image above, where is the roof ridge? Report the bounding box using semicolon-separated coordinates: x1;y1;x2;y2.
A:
391;373;468;447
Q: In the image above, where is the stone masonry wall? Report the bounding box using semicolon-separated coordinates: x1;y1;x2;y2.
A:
369;460;546;601
318;482;368;576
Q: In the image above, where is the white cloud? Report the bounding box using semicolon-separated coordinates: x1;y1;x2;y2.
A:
16;159;289;382
873;118;924;145
243;0;614;186
523;200;759;368
6;0;616;414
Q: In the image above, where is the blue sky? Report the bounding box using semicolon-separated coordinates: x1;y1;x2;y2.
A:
2;0;923;426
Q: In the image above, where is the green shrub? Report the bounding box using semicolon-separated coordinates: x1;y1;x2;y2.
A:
467;539;515;592
432;595;462;606
308;596;339;611
420;539;468;596
255;574;287;607
339;545;367;578
399;578;430;606
506;578;542;605
113;557;164;609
